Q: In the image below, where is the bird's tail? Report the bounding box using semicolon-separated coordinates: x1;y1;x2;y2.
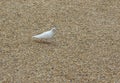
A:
32;36;36;38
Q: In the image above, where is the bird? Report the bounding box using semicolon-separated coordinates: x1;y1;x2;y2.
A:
32;27;56;39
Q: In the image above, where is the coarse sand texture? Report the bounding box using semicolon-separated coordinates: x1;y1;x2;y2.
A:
0;0;120;83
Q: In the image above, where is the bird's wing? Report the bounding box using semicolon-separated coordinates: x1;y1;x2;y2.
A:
33;31;52;39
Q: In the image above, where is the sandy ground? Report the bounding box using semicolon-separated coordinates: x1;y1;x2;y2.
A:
0;0;120;83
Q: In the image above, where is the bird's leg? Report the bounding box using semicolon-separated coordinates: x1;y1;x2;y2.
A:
44;39;48;42
41;39;49;43
47;38;53;43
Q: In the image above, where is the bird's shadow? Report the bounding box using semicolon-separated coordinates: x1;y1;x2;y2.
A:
33;39;57;46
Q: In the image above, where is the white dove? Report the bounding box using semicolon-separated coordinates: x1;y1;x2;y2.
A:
32;27;56;39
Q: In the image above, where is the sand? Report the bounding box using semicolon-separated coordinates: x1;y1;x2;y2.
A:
0;0;120;83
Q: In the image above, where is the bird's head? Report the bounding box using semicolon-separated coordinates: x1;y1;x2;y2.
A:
51;27;56;32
